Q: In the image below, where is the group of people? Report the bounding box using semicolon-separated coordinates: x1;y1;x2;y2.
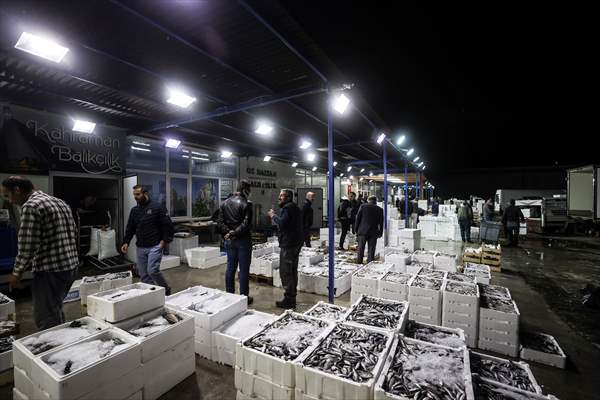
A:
338;192;384;263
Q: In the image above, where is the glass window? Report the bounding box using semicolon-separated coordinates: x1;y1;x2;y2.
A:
192;177;219;217
137;173;167;208
220;179;234;200
192;153;237;178
126;137;166;172
170;177;188;217
168;148;190;174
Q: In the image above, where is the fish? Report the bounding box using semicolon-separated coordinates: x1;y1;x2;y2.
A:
470;352;537;392
346;296;406;329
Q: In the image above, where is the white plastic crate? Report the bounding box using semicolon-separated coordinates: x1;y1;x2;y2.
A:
442;281;480;347
378;272;414;302
194;327;212;359
191;246;220;261
477;337;519;358
304;302;347;322
169;235;198;259
143;353;195;400
398;228;421;240
433;253;458;272
478;283;511;300
294;323;395;400
13;317;110;378
87;283;165;323
344;296;409;333
80;272;133;305
110;305;194;363
142;337;195;396
412;250;437;264
464;265;491;285
397;237;421;253
408;277;443;325
403;320;466;349
212;310;277;366
188;254;227;269
406;262;430;275
350;265;390;303
383;252;410;273
470;351;542;394
0;343;12;372
31;328;141;400
519;332;567;369
160;255;180;270
1;293;16;318
473;377;555;400
79;364;143;400
235;367;294;400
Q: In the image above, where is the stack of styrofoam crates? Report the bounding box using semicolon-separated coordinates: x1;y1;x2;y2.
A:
235;311;331;400
252;242;277;258
111;306;195;400
412;250;437;265
1;336;14;376
212;310;277;367
80;271;133;306
383;249;411;273
169;234;198;261
378;271;415;301
166;285;247;359
160;254;181;271
86;283;166;323
409;276;444;325
299;248;324;266
433;252;458;272
417;216;437;238
350;262;393;303
299;262;359;298
478;295;520;357
294;323;395;400
0;293;15;321
250;253;279;278
464;263;491;285
442;280;480;348
396;229;421;252
186;246;227;269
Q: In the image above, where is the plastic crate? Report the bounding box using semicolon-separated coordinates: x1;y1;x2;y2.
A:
87;283;165;323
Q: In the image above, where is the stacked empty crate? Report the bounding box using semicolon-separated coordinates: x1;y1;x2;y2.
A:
79;271;133;307
464;263;491;285
351;262;394;303
388;229;421;252
442;280;480;347
297;261;360;297
408;271;444;325
185;247;227;269
250;242;280;278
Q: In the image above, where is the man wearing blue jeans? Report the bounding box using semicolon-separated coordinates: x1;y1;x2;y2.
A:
122;185;173;295
217;180;253;305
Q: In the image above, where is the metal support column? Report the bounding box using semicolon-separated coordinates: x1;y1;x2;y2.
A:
383;141;388;238
404;160;409;228
327;91;335;303
416;172;420;200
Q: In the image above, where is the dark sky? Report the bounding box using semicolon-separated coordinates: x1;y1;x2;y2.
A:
280;2;596;179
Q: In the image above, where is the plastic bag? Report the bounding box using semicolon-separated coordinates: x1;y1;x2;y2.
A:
86;228;99;256
98;229;119;260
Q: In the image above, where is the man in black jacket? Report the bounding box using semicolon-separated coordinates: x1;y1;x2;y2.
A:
354;196;384;264
217;180;253;304
302;192;315;247
269;189;303;308
122;185;174;295
349;192;360;233
502;199;525;247
338;196;351;250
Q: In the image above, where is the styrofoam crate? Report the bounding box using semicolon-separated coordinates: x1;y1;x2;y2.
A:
402;320;466;349
470;351;542;394
479;297;520;328
110;305;194;363
143;354;195;400
378;272;414;302
212;310;277;366
397;237;421;253
433;253;458;272
235;311;332;388
87;283;165;323
142;337;194;385
409;305;442;326
14;365;34;399
160;255;180;270
519;332;566;369
0;293;16;319
194;335;212;359
80;272;133;305
443;281;479;312
166;286;247;332
406;262;430;275
190;246;220;261
478;283;511;300
294;323;395;400
412;250;437;264
477;337;519;357
299;252;324;266
383;253;410;273
169;235;198;259
189;254;227;269
344;296;409;333
464;269;491;285
398;229;421;240
304;302;348;322
473;377;554;400
306;272;353;298
13;388;28;400
31;328;141;400
80;365;142;400
13;317;111;378
235;367;294;400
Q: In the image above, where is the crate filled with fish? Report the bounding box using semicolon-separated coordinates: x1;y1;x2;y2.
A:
304;301;348;322
0;292;15;319
403;320;466;349
212;310;277;367
0;336;14;372
417;267;447;281
406;261;432;275
447;272;477;284
412;250;438;265
305;262;360;297
478;283;511;300
0;319;18;338
87;283;165;323
351;263;393;302
344;295;409;332
236;311;331;389
463;247;482;264
442;281;480;348
464;263;491;285
295;323;395;400
472;375;556;400
383;250;411;273
434;253;459;272
519;331;567;369
408;276;443;325
470;352;542;394
31;328;141;400
478;296;520;357
378;271;415;302
80;271;133;305
374;337;474;400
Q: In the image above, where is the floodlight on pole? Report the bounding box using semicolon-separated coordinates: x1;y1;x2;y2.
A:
165;138;181;149
306;152;316;162
255;120;273;135
333;161;338;167
14;32;69;63
369;172;374;177
312;167;317;172
72;119;96;134
418;162;424;167
263;155;271;162
332;93;351;115
360;168;365;173
340;173;344;177
397;135;406;145
221;150;233;158
347;166;352;172
299;139;312;149
406;148;414;156
291;162;298;167
166;87;197;108
376;133;386;144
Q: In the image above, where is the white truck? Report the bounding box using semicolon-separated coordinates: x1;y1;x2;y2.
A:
567;165;600;224
494;189;564;213
516;197;568;233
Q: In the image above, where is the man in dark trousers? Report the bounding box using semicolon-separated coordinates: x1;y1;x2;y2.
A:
122;185;174;295
217;180;253;304
349;192;360;233
3;176;78;329
457;201;474;243
269;189;303;309
302;191;315;247
502;199;525;247
354;196;384;264
338;196;351;250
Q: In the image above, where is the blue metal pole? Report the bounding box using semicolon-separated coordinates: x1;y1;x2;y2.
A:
383;142;388;237
327;91;335;304
404;160;409;228
416;172;420;199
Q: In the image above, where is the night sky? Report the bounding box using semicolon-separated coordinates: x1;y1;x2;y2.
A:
280;2;596;186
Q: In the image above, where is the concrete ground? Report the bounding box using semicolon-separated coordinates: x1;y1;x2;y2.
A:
2;237;600;399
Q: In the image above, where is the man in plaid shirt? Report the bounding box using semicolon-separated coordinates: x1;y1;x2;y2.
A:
2;176;79;329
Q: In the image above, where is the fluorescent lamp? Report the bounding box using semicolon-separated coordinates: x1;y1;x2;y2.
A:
131;146;151;152
418;162;424;167
312;167;317;172
347;166;352;172
406;148;414;156
72;119;95;134
292;162;298;167
359;177;364;181
413;156;420;162
263;155;272;162
14;32;69;63
340;173;344;177
360;168;365;173
165;139;181;149
132;141;150;147
422;165;426;170
191;151;209;156
299;140;312;149
397;135;406;145
182;155;189;158
333;93;350;115
369;172;374;177
166;88;196;108
349;175;354;180
333;161;338;167
255;121;273;135
182;149;189;153
221;151;233;158
376;133;386;144
306;152;316;162
192;156;209;161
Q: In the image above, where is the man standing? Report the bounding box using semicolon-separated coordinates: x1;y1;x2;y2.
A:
502;199;525;247
268;189;303;309
302;192;315;247
354;196;384;264
122;185;173;295
458;201;474;243
337;196;351;250
349;192;360;234
431;197;440;216
483;198;495;222
217;180;253;305
2;177;78;329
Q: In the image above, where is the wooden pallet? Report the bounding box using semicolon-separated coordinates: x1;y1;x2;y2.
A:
249;274;273;285
482;245;502;256
463;254;482;264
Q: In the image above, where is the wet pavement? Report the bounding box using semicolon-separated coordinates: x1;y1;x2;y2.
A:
2;236;600;399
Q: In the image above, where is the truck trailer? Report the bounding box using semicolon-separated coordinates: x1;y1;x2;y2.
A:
567;165;600;228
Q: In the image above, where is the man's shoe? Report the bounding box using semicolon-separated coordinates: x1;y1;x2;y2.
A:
165;287;172;296
246;296;254;306
275;299;296;309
